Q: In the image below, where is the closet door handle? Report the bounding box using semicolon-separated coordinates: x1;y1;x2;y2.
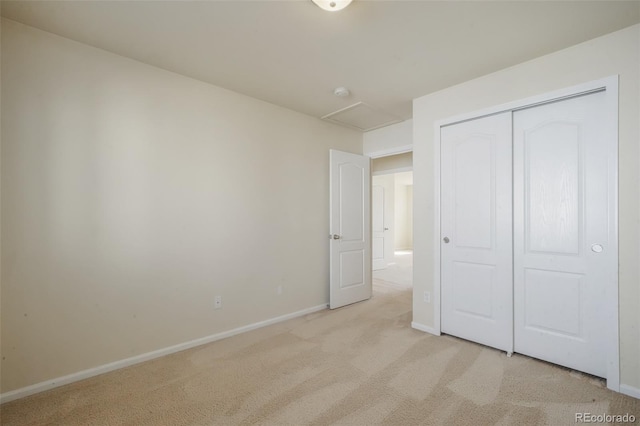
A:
443;237;450;244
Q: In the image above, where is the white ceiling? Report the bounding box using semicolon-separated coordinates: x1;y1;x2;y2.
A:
2;1;639;130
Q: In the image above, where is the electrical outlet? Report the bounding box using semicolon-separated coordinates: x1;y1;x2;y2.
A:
214;295;222;309
423;291;431;303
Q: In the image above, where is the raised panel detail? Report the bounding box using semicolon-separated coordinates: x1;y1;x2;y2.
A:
524;269;582;338
454;135;494;249
340;163;364;242
340;250;365;289
452;262;494;320
525;122;580;255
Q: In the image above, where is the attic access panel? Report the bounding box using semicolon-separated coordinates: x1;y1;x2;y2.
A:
322;102;403;132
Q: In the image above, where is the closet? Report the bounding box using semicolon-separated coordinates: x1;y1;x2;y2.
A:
439;82;617;381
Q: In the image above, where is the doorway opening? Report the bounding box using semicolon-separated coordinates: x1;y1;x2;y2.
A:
371;152;413;291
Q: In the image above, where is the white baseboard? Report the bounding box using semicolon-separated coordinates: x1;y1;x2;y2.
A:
411;321;440;336
0;303;328;404
620;384;640;399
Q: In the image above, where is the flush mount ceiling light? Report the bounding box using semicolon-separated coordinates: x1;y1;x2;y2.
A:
334;87;350;97
311;0;353;12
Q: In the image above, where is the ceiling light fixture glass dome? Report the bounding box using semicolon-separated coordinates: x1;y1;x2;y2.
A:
311;0;353;12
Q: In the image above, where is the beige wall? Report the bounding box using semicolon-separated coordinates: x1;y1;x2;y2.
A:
372;152;413;174
413;24;640;390
394;175;413;251
0;19;362;393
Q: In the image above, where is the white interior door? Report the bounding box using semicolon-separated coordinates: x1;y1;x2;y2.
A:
513;92;610;377
440;112;513;352
372;184;387;270
330;150;372;309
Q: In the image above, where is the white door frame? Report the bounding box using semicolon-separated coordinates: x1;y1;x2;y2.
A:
367;145;413;159
432;76;619;391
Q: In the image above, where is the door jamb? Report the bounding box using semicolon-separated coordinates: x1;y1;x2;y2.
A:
372;166;412;176
367;144;413;159
432;75;619;391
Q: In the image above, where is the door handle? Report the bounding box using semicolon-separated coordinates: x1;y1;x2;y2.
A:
443;237;450;244
331;234;341;240
591;243;603;253
384;228;389;231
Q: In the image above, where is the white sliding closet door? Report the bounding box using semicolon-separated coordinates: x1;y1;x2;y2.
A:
440;112;513;352
513;92;610;377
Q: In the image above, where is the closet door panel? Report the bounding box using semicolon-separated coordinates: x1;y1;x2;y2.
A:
513;92;609;378
440;112;513;352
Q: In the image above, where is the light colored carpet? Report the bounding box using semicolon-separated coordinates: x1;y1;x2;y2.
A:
372;251;413;289
2;280;639;426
